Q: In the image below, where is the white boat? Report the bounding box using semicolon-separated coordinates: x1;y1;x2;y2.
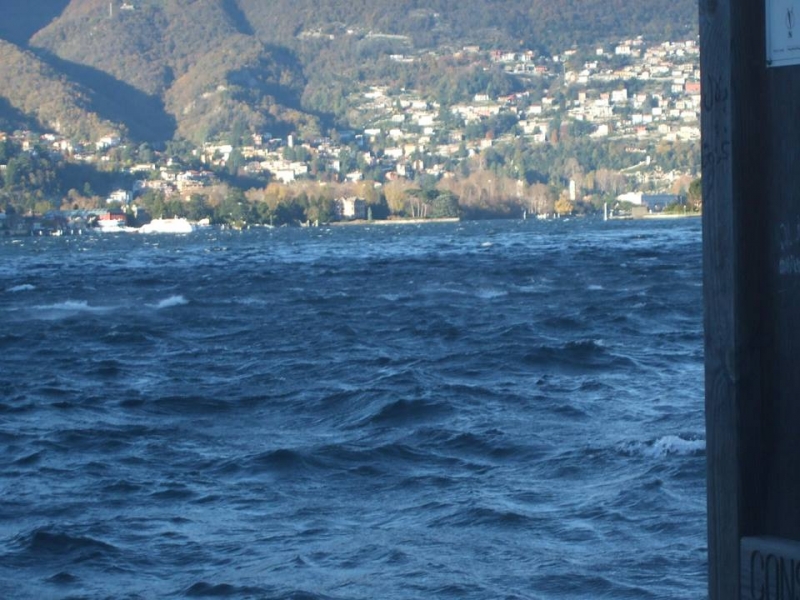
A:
139;218;195;234
97;219;136;233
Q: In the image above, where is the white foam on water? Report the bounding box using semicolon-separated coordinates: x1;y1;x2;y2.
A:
618;435;706;458
476;288;509;300
29;300;113;319
154;295;189;309
35;300;99;312
237;297;268;307
7;284;35;293
650;435;706;457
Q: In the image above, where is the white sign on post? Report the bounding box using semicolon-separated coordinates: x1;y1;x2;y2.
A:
767;0;800;67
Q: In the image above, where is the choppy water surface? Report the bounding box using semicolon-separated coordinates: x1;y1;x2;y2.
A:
0;218;706;599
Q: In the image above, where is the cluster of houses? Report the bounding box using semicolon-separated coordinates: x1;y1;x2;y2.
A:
563;39;700;142
1;35;701;228
200;37;700;193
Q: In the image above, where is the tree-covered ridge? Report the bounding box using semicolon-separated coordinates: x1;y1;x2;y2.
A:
0;40;121;141
165;38;314;144
236;0;697;52
19;0;324;143
29;0;243;96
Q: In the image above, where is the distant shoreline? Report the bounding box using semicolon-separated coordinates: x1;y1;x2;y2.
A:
607;212;702;221
641;212;702;219
329;217;461;226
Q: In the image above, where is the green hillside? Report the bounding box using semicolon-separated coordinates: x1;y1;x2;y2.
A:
0;39;122;141
164;37;314;143
236;0;697;51
0;0;698;144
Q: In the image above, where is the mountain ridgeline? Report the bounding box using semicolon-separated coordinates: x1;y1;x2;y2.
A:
0;0;698;144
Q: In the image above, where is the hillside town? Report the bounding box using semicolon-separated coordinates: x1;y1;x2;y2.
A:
0;36;701;234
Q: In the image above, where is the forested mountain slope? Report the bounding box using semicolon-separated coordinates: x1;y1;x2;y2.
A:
0;0;698;143
236;0;696;50
0;39;121;140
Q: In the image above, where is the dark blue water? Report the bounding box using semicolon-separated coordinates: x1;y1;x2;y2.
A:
0;218;706;599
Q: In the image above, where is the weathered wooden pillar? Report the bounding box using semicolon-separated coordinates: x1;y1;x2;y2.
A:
702;0;800;598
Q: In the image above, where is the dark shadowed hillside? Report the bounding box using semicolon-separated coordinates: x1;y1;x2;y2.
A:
0;0;71;46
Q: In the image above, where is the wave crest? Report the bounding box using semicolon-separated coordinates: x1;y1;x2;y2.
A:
621;435;706;458
650;435;706;457
13;528;118;558
32;300;110;316
155;295;188;309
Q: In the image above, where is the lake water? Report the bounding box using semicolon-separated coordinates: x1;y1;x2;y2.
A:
0;218;706;599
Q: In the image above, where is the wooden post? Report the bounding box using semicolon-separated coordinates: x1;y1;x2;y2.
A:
702;0;800;598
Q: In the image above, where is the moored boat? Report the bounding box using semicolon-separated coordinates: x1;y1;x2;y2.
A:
139;218;195;234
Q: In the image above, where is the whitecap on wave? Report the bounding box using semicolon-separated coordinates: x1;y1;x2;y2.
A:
153;295;188;309
620;435;706;458
475;288;508;300
650;435;706;457
34;300;107;312
7;284;35;293
25;300;113;320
